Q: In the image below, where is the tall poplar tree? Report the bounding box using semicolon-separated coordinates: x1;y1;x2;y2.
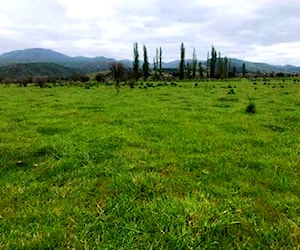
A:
224;57;228;78
159;47;162;76
242;63;246;76
179;42;185;80
142;44;149;80
199;62;204;78
153;57;156;71
206;52;210;78
210;46;217;78
233;66;237;77
133;42;139;81
156;48;159;70
192;48;197;79
217;51;222;78
187;62;191;79
228;58;232;76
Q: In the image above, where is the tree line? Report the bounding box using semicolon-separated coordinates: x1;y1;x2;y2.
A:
110;42;247;86
3;43;294;90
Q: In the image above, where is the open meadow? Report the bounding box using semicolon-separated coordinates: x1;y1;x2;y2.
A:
0;79;299;248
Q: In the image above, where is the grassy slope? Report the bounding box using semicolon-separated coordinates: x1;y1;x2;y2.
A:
0;79;299;248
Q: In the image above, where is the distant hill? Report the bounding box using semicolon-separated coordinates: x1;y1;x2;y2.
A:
0;48;117;73
226;58;300;74
0;48;300;75
0;62;78;80
0;48;70;65
64;56;116;73
163;59;300;74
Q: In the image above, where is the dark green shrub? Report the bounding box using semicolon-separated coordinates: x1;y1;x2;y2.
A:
72;75;90;83
246;102;256;114
95;73;106;82
228;88;235;94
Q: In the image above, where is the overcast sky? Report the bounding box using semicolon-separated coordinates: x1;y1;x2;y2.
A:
1;0;300;65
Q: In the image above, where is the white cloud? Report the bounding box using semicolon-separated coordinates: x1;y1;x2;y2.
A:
56;0;123;19
0;0;300;65
243;42;300;65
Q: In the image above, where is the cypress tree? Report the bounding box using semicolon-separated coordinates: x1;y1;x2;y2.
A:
217;51;222;78
156;48;159;70
228;58;232;76
142;45;149;81
233;66;237;77
242;63;246;76
187;62;191;79
179;43;185;80
207;52;210;78
210;46;217;78
192;48;197;79
224;57;228;78
133;42;139;81
159;47;162;76
199;62;204;78
153;57;156;71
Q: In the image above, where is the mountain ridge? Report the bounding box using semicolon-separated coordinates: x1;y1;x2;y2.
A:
1;48;300;74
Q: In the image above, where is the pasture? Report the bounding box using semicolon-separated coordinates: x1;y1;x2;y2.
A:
0;78;299;248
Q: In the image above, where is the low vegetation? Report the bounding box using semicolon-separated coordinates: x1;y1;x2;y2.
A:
0;78;299;248
245;98;256;114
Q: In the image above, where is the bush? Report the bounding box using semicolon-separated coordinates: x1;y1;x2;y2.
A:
95;73;107;82
228;88;235;94
72;75;90;83
110;62;126;92
246;102;256;114
33;76;48;88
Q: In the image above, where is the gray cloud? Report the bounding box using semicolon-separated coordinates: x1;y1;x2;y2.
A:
0;0;300;65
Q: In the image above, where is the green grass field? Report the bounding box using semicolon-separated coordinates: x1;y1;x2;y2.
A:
1;79;299;249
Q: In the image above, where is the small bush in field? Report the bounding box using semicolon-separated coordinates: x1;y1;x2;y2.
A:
228;88;235;94
246;100;256;114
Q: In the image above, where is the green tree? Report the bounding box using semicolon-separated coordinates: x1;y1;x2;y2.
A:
233;66;237;77
110;62;125;92
133;42;139;82
242;63;246;76
206;52;210;78
153;48;159;72
217;52;228;79
210;46;217;78
179;42;185;80
224;57;228;78
228;58;232;76
217;52;222;78
192;48;197;79
142;45;149;81
159;47;162;76
95;72;107;82
186;62;191;79
199;62;204;78
153;57;156;71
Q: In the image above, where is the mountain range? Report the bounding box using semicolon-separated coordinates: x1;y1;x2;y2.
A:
0;48;300;79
